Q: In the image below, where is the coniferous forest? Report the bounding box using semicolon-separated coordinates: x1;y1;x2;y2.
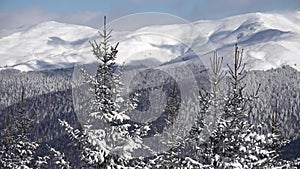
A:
0;17;300;169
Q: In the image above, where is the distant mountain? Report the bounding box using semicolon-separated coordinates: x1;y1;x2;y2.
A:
0;11;300;71
194;11;300;70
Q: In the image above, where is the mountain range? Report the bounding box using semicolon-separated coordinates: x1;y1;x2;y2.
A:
0;11;300;72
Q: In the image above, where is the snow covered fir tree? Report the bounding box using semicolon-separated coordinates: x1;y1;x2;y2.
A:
0;16;300;169
187;44;300;168
60;16;144;168
0;87;48;168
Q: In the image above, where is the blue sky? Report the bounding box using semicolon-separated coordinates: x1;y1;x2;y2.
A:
0;0;300;29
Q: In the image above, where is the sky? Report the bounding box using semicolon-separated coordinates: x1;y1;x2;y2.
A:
0;0;300;30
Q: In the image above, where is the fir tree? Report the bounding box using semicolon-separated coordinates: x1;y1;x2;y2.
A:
60;16;142;168
0;86;47;169
191;44;300;168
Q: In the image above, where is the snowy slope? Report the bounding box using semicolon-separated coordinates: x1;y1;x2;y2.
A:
195;12;300;70
0;11;300;71
0;21;98;71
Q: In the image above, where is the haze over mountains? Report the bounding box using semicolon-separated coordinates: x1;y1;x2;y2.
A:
0;11;300;72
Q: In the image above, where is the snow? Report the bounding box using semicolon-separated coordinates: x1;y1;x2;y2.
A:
0;11;300;71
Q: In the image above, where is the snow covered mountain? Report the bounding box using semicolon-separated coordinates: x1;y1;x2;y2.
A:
0;11;300;71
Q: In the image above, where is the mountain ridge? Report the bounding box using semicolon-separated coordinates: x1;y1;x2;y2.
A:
0;11;299;71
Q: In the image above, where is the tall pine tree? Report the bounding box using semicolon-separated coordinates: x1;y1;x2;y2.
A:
61;16;142;168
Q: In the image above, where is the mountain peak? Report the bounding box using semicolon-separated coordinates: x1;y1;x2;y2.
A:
36;21;66;27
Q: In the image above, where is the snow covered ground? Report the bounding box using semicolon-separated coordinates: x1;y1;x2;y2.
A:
0;11;300;71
